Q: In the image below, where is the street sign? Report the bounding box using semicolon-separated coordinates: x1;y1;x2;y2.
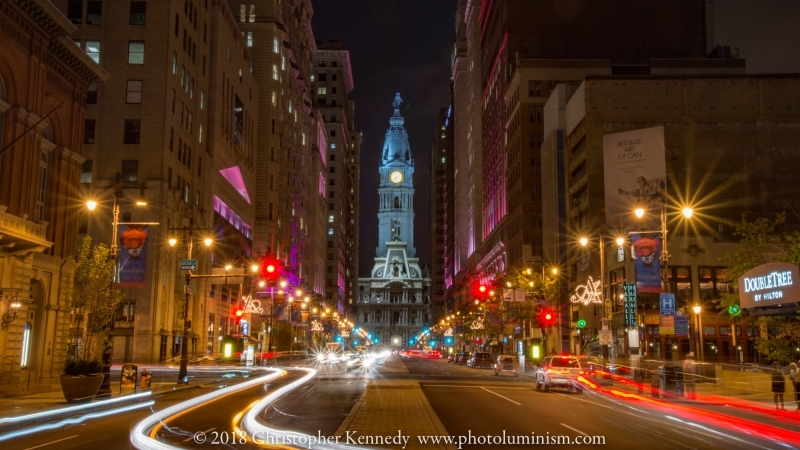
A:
598;329;613;345
180;259;197;271
674;316;689;336
241;321;249;336
659;293;675;316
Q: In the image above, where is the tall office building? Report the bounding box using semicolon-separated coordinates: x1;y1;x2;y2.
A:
311;41;360;314
230;1;329;312
63;0;260;363
430;106;453;315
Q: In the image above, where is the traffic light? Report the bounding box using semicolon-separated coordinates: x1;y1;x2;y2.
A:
539;308;557;328
473;282;490;302
234;309;244;323
577;319;587;329
261;256;282;281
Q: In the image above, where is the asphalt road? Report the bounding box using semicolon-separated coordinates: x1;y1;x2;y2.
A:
412;357;800;449
4;356;800;449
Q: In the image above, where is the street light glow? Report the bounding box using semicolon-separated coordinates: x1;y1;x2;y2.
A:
251;264;259;272
86;200;97;211
635;207;645;218
579;237;588;247
259;281;265;287
551;268;558;275
203;238;213;246
168;238;177;247
135;200;147;206
225;265;232;271
683;207;694;219
693;305;701;314
280;281;287;288
616;237;624;246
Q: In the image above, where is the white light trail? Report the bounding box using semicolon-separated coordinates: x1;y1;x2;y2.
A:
130;369;283;450
0;402;154;442
0;391;152;427
240;368;372;449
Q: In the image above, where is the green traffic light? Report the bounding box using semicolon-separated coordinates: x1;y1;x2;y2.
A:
728;305;741;316
577;319;587;329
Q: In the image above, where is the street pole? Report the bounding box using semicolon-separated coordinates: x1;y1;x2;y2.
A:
661;201;669;294
697;312;704;362
177;219;194;384
267;284;274;357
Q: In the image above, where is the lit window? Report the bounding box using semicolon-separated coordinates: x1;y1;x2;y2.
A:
328;228;334;235
329;215;334;223
281;55;286;71
272;64;278;80
317;87;327;95
271;92;276;106
246;32;253;47
128;41;145;64
200;90;205;110
199;123;203;143
273;37;279;53
172;52;177;74
85;40;101;63
249;4;255;22
330;142;336;149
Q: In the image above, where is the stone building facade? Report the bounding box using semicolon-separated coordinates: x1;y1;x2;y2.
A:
0;0;106;395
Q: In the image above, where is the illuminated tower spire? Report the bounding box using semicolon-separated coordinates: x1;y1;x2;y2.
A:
377;93;415;257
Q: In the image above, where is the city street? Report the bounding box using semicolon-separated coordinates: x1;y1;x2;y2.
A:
3;356;800;448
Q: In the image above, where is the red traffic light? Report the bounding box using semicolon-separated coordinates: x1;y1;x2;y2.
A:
544;312;553;321
479;285;487;293
540;309;557;327
236;309;243;317
265;264;276;274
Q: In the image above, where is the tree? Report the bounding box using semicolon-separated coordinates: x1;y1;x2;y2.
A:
64;236;124;375
720;213;800;364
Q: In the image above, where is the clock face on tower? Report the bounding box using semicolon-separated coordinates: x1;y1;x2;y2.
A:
390;171;403;184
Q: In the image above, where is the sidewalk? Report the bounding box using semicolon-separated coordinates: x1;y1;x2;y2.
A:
336;356;455;450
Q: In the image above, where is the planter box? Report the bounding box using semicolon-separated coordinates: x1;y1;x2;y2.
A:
59;374;103;403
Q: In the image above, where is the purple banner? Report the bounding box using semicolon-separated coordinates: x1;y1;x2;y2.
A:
118;226;149;287
631;232;661;293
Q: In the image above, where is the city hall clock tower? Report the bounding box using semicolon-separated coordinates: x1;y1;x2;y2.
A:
377;93;416;257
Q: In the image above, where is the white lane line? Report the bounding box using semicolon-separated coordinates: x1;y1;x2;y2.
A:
22;435;79;450
183;428;215;442
480;387;522;405
423;385;529;389
560;423;588;436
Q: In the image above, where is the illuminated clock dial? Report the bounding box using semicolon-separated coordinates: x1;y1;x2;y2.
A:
390;171;403;183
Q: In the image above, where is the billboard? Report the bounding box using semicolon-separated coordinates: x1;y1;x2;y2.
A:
118;226;149;287
631;232;661;293
738;262;800;309
603;126;666;228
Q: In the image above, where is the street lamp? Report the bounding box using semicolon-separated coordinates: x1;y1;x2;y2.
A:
693;304;703;361
168;218;214;384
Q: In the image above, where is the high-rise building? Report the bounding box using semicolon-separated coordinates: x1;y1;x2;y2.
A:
311;41;360;314
430;106;453;316
64;0;232;363
357;94;432;349
0;0;106;392
231;0;330;335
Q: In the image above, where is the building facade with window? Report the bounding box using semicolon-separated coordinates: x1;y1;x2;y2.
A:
62;0;238;363
206;0;259;355
558;75;800;363
357;94;432;349
231;0;327;314
0;0;107;395
311;41;360;314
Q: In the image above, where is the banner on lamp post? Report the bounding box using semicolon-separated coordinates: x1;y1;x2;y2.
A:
118;225;149;287
631;233;661;294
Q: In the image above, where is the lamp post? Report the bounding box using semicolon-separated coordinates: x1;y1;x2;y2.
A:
86;181;150;396
168;218;213;384
693;304;703;362
634;203;694;293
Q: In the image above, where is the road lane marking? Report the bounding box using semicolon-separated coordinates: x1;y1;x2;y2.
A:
422;385;529;389
22;435;78;450
480;387;522;405
560;423;588;436
184;428;215;442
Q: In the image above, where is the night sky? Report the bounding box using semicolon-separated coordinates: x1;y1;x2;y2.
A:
310;0;800;278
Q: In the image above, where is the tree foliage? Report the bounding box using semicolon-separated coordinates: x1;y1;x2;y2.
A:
65;236;124;375
720;213;800;364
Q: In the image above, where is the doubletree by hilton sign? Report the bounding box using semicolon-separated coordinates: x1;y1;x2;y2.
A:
738;262;800;309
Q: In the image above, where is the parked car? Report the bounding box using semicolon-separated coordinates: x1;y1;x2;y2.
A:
535;355;594;392
494;355;520;377
455;351;471;364
467;352;493;369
